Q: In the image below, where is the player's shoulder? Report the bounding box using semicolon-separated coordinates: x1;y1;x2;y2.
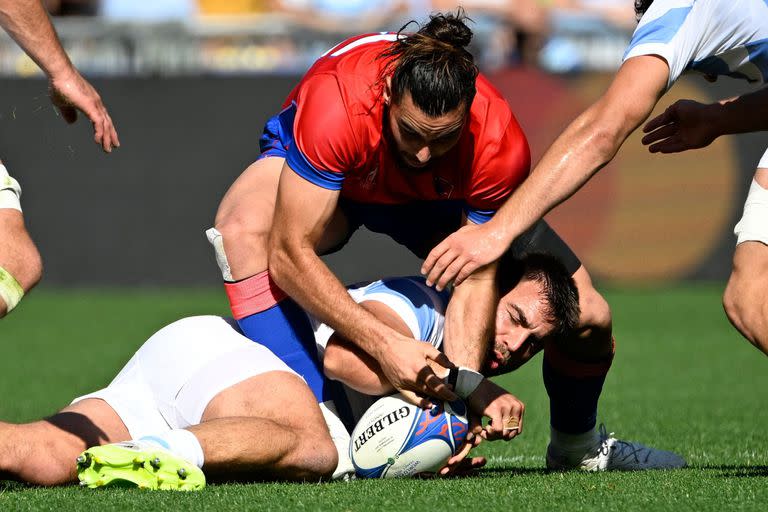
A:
306;33;394;93
347;277;450;345
469;74;522;146
348;277;449;310
464;73;529;186
294;34;392;129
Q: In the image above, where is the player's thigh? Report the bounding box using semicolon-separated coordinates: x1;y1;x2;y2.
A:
213;158;355;275
0;208;42;291
728;241;768;300
570;265;612;331
201;370;327;433
214;158;284;277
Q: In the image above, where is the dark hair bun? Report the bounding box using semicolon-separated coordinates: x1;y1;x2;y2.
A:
419;10;473;49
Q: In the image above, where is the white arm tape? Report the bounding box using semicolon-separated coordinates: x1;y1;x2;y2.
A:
446;366;484;399
0;265;24;313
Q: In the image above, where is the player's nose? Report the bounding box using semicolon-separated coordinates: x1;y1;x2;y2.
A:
505;328;530;352
415;146;431;163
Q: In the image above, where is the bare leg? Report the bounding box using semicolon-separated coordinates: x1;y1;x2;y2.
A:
0;209;42;318
564;265;613;360
189;371;338;482
0;399;129;485
722;168;768;355
214;158;284;280
214;158;352;280
723;241;768;355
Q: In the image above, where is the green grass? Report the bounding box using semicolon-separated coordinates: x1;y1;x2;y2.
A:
1;285;766;511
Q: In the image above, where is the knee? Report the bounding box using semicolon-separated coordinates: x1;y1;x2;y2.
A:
18;243;43;293
578;287;612;335
0;242;42;318
723;279;767;345
295;434;338;481
214;213;269;252
722;281;740;327
213;212;273;279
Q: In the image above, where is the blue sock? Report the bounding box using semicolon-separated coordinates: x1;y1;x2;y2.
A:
237;299;331;403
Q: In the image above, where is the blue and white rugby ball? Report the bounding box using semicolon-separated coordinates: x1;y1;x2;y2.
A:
349;393;469;478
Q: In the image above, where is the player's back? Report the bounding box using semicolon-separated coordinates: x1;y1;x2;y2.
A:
284;33;398;110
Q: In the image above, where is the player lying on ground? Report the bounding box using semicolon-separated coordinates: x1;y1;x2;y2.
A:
322;253;685;473
0;0;119;319
0;255;683;490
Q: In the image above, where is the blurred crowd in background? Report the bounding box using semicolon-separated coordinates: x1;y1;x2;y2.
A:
0;0;639;76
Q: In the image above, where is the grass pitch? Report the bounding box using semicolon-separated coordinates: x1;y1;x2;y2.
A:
0;285;766;511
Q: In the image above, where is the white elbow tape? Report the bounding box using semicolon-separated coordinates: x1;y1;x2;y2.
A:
0;165;22;212
445;366;485;399
734;179;768;246
205;227;234;282
0;265;24;313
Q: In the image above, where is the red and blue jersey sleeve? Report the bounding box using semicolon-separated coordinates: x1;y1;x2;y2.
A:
464;114;530;224
286;74;361;190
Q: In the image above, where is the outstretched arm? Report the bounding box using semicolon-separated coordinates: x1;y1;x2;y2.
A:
423;55;669;288
0;0;119;151
643;85;768;153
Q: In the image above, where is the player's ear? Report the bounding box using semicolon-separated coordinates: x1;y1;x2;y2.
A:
383;76;392;105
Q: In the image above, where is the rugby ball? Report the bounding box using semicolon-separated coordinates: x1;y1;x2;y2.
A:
349;393;469;478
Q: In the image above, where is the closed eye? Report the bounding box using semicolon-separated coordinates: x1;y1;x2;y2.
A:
510;304;530;329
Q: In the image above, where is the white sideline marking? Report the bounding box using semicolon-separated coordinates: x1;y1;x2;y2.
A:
485;455;543;466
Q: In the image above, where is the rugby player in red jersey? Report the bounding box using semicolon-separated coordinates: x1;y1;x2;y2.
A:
209;11;613;444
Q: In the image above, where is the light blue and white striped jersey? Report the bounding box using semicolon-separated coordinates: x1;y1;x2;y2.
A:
623;0;768;88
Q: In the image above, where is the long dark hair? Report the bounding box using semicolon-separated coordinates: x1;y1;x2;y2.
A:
378;10;479;117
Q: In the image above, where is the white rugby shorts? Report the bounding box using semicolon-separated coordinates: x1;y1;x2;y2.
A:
0;164;22;212
734;148;768;246
72;316;298;439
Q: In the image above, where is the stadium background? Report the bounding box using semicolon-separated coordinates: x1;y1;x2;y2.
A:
1;0;765;287
1;3;768;509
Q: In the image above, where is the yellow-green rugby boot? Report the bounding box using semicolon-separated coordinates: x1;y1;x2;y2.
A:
77;441;205;491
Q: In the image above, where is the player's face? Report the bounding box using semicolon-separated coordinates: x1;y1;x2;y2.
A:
386;90;467;170
487;278;557;374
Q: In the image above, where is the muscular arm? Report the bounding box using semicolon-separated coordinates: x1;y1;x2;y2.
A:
269;165;457;403
442;219;498;371
489;56;669;246
323;301;414;396
0;0;119;151
423;56;669;287
0;0;71;78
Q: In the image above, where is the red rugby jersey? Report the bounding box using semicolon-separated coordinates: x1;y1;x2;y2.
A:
274;33;530;224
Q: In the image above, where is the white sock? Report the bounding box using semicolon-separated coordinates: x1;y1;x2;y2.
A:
139;430;205;469
550;427;600;458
